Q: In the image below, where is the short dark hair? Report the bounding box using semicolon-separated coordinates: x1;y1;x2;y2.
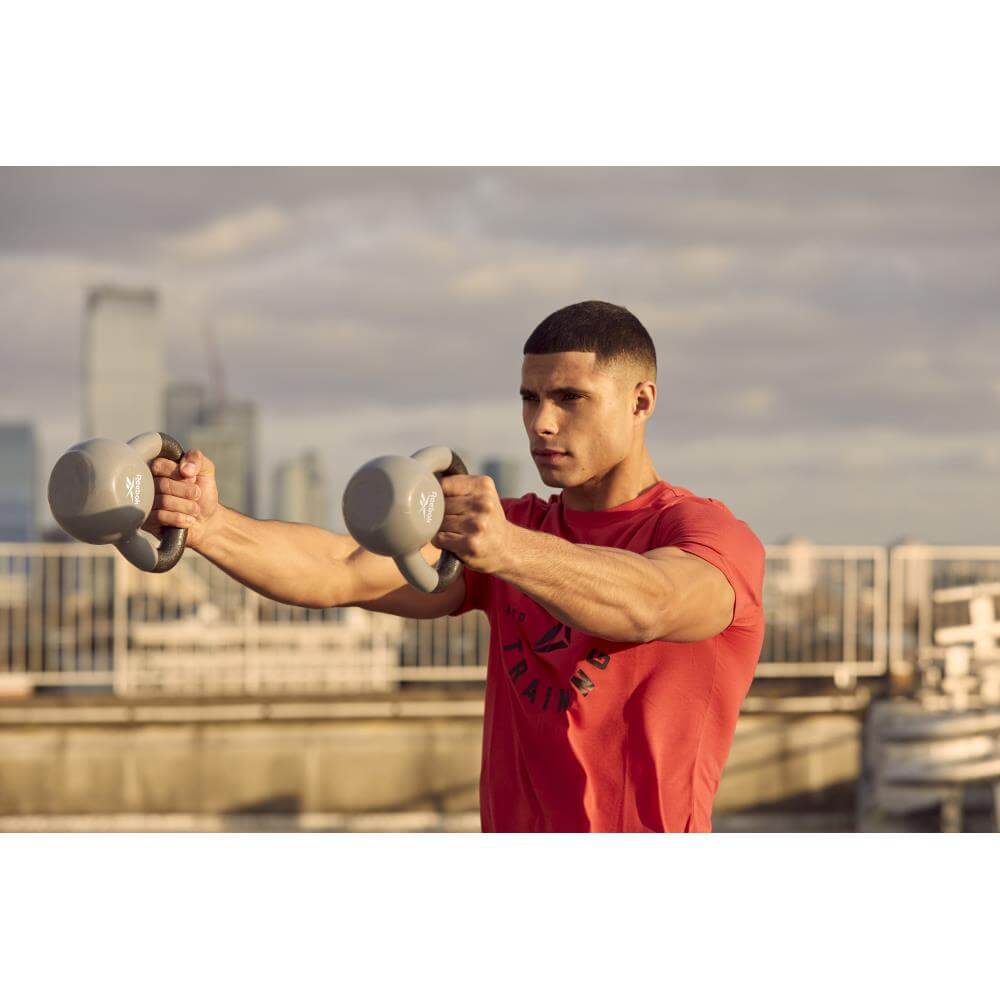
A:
523;300;657;381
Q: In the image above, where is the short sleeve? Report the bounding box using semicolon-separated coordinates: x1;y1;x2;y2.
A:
448;564;491;617
651;498;765;631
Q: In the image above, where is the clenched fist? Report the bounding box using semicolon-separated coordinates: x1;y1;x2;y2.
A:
142;448;222;550
432;474;513;575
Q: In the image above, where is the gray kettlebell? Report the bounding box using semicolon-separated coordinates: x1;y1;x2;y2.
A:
342;446;468;594
47;431;188;573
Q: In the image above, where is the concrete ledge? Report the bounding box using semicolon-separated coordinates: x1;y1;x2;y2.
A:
0;811;483;833
0;698;486;726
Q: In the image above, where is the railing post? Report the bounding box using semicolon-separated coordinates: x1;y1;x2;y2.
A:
112;552;128;697
244;588;260;695
843;555;858;666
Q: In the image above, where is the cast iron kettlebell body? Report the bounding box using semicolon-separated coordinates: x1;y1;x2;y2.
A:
48;431;188;573
342;445;468;594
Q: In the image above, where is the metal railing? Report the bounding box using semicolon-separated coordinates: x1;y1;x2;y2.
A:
757;543;886;683
0;544;407;696
0;539;957;699
889;545;1000;689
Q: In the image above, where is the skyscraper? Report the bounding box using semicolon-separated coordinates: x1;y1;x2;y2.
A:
273;451;329;527
0;423;38;541
482;456;520;499
205;399;258;518
186;422;251;516
165;381;206;448
82;286;164;443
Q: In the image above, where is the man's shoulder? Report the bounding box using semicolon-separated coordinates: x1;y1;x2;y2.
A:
639;484;732;526
652;487;763;551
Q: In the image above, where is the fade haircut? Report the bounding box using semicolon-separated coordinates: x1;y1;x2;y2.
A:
523;300;657;383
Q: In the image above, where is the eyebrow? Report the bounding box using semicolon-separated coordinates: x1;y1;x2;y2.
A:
519;385;591;397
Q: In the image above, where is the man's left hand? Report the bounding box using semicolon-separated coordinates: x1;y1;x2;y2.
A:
433;475;513;575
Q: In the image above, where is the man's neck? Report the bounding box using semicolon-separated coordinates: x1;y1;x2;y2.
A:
561;458;661;512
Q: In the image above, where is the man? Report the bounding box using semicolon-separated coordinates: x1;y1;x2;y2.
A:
147;300;766;832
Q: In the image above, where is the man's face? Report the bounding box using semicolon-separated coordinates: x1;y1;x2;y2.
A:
521;351;641;487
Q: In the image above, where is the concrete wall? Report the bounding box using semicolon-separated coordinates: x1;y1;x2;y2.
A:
0;696;862;828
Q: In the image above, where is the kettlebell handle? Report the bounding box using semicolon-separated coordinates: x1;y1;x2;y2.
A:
398;447;469;593
116;432;189;573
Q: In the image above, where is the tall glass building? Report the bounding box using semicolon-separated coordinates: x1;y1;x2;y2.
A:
165;381;206;448
205;399;258;518
187;421;252;517
482;456;521;499
0;423;38;541
272;451;329;528
82;286;164;444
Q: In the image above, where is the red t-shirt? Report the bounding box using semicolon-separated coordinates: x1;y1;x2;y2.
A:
449;479;766;832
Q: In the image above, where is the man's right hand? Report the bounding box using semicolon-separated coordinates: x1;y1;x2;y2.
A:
143;448;222;551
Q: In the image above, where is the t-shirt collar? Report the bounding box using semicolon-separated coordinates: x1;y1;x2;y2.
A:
558;480;672;527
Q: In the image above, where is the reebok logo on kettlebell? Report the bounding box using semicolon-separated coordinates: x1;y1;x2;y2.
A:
419;491;438;523
125;474;142;506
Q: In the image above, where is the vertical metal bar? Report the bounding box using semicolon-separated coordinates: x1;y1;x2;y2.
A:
873;548;888;675
844;555;858;666
47;553;59;676
888;548;906;682
418;617;431;668
1;551;10;674
84;552;96;675
60;552;70;675
112;552;128;696
773;553;786;665
917;549;933;662
245;587;260;695
28;552;43;676
76;553;86;673
14;554;26;671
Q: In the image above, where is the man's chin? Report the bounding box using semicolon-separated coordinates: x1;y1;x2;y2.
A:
537;466;569;486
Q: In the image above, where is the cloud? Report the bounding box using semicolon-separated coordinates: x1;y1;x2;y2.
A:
160;205;289;261
3;167;1000;543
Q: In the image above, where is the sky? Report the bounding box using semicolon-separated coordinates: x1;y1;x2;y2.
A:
1;166;998;544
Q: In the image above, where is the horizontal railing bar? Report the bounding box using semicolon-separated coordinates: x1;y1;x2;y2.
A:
0;672;115;684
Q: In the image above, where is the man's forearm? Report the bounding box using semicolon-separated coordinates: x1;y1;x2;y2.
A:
497;525;669;643
191;506;354;609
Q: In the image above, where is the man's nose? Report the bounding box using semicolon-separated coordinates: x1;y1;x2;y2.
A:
529;401;560;437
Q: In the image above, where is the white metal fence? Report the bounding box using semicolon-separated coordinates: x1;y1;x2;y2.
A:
0;539;958;699
757;543;886;683
889;545;1000;691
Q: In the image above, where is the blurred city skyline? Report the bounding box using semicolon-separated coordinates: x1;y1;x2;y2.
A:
1;167;998;543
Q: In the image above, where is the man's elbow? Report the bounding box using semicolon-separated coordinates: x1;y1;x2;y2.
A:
633;597;673;645
641;587;735;643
